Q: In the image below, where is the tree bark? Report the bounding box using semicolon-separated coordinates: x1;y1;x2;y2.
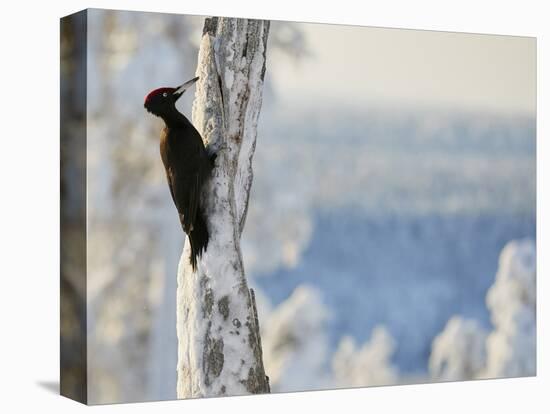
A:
176;17;270;399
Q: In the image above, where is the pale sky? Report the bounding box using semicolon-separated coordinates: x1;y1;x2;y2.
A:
269;22;536;115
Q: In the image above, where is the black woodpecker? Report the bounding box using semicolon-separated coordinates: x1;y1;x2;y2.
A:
144;77;214;270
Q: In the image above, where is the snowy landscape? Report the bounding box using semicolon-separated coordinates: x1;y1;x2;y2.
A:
74;10;536;403
249;106;536;391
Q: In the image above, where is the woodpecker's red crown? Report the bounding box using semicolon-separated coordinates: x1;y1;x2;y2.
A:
144;77;199;118
144;87;176;105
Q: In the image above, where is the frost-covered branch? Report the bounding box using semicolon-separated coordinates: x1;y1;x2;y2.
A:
176;17;270;399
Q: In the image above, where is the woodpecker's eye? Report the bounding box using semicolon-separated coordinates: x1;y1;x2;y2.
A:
162;92;168;97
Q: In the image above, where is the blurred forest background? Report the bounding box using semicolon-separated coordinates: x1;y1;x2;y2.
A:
61;9;536;404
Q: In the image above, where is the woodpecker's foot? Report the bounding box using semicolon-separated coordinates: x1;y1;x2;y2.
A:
207;143;229;170
209;152;217;166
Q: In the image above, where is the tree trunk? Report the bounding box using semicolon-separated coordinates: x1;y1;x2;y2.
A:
176;17;270;399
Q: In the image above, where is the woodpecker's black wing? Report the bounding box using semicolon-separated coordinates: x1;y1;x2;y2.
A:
161;125;211;235
166;163;201;234
165;168;195;232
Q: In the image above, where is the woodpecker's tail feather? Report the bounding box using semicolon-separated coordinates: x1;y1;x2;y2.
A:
188;209;209;271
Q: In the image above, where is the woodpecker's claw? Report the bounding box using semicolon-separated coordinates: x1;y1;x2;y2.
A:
209;152;217;166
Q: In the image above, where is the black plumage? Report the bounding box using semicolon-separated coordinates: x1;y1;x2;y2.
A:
144;77;214;269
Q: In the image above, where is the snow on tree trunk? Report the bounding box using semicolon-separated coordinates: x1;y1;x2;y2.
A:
176;17;270;399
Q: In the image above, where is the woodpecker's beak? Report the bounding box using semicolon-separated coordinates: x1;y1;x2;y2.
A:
173;76;199;101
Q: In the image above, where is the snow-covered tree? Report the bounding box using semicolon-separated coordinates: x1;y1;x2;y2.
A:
484;239;536;378
332;326;398;388
176;17;271;398
261;286;331;392
428;239;536;382
429;316;487;381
